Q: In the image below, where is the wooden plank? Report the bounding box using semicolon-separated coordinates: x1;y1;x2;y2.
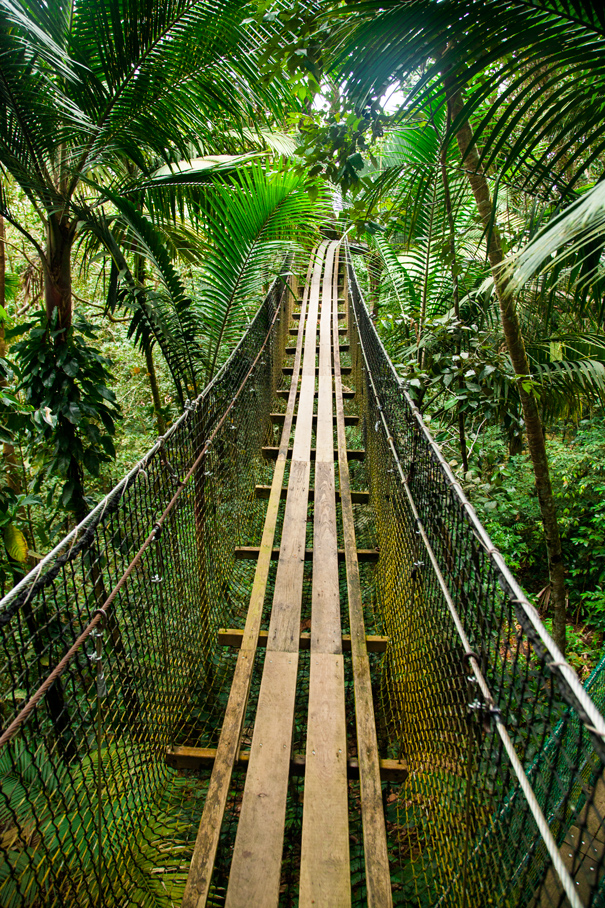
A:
261;447;365;461
332;253;393;908
225;240;326;908
166;747;408;782
300;242;351;907
299;654;351;907
225;654;299;908
309;242;341;652
181;250;319;908
234;546;379;562
217;629;389;652
254;485;369;504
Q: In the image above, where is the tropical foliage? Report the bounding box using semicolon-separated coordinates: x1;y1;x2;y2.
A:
2;1;605;905
290;0;605;656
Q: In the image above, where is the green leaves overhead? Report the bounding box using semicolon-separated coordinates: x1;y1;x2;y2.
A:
193;164;329;380
505;182;605;301
0;0;301;245
101;165;327;390
332;0;605;198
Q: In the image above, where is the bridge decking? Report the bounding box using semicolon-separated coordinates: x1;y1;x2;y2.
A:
182;242;392;907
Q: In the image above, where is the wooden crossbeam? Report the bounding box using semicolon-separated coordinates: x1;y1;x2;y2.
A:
234;546;379;562
294;311;345;320
276;388;355;399
269;412;359;427
261;446;365;461
290;326;347;336
166;746;408;782
254;484;369;503
217;629;388;652
285;344;350;354
282;365;352;375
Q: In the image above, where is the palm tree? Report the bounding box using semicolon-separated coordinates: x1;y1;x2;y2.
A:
0;0;292;340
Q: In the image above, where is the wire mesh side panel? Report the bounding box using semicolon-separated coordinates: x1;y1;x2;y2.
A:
346;251;605;908
0;270;295;908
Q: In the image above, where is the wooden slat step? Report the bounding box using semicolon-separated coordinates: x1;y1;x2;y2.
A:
290;327;348;336
254;484;369;503
234;546;379;562
269;412;359;427
218;629;389;653
285;344;350;354
262;446;364;461
166;746;408;781
294;311;345;320
282;365;352;375
276;388;355;399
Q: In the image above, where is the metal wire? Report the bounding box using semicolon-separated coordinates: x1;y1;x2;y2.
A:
346;244;605;908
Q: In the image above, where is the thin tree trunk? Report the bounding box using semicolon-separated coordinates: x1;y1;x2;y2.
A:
446;81;567;653
419;182;437;368
0;212;5;312
45;213;74;338
368;248;383;319
0;215;22;493
142;337;167;436
134;252;167;436
440;120;469;473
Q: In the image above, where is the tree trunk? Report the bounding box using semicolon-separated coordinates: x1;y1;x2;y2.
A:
45;213;74;338
133;252;167;436
440;123;469;473
0;212;5;312
143;337;167;436
446;82;567;654
368;248;383;319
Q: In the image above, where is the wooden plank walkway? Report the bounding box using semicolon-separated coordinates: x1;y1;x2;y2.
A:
182;242;392;908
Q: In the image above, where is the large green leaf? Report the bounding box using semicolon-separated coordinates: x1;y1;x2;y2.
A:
3;523;28;562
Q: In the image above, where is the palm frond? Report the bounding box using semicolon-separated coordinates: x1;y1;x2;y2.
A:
194;164;329;378
505;182;605;294
332;0;605;197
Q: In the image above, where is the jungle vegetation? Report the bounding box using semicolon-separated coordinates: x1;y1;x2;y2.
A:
1;0;605;671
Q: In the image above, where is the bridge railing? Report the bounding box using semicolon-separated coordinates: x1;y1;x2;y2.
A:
0;265;295;908
346;245;605;908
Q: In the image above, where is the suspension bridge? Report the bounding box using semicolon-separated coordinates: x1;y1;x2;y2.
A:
1;238;605;907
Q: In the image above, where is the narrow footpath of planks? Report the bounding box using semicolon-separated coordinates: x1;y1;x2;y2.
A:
181;241;393;907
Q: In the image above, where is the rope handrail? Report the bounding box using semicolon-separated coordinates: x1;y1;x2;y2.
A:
0;265;292;618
